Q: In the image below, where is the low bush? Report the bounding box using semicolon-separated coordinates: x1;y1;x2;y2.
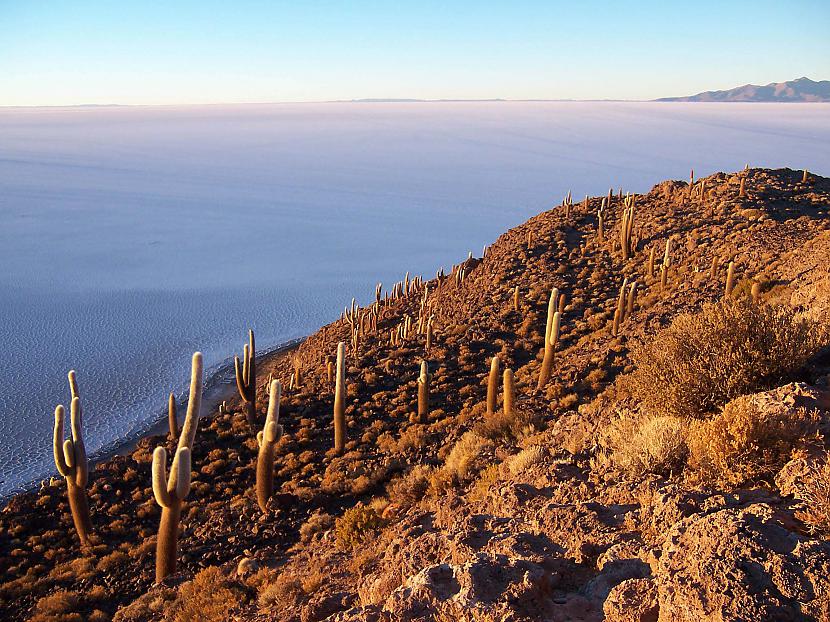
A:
603;411;689;478
625;298;820;419
334;506;385;550
165;566;242;622
688;395;820;487
796;454;830;536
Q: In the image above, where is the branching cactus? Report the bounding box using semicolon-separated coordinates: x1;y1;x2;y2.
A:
256;380;284;512
152;352;203;583
414;361;430;423
503;368;515;417
333;342;347;454
537;288;561;390
234;330;257;427
487;355;500;416
53;370;92;548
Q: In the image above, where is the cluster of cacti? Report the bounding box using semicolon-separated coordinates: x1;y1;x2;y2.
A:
152;352;203;582
537;288;562;389
53;370;92;548
234;330;258;427
612;278;637;335
413;360;430;423
333;342;347;454
619;195;635;260
256;379;284;512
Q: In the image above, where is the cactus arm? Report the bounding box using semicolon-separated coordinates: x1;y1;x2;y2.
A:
69;397;88;486
152;447;173;508
265;380;281;427
550;311;561;347
68;370;79;400
178;352;203;452
53;405;71;477
63;439;75;470
173;448;191;501
168;393;178;439
248;330;256;392
234;355;250;401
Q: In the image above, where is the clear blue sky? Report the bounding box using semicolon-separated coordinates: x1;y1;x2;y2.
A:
2;0;828;106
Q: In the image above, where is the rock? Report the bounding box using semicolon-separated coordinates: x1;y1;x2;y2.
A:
656;504;830;621
603;578;658;622
236;557;260;577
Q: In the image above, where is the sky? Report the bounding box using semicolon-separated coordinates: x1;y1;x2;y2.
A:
1;0;829;106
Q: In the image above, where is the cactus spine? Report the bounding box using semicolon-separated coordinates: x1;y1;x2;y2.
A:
53;370;92;548
152;352;203;582
256;380;284;512
234;330;257;427
333;342;347;454
537;288;561;390
487;356;500;416
503;368;515;417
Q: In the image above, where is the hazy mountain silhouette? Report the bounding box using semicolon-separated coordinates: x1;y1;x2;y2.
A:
657;77;830;102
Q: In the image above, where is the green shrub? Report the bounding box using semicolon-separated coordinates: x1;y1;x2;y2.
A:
335;506;385;550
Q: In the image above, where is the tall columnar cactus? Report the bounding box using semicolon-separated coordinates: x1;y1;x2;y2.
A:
234;330;257;427
620;197;635;260
647;246;656;279
660;264;668;291
53;370;92;548
487;355;500;416
168;392;178;440
626;281;638;316
725;261;736;297
802;169;809;184
739;176;746;198
414;361;430;423
333;342;347;454
256;380;284;512
513;286;520;312
503;368;515;417
537;288;561;390
152;352;203;583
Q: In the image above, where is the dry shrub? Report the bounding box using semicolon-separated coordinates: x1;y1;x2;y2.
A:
386;465;433;509
468;464;501;502
164;566;242;622
334;506;385;550
474;407;537;444
604;411;689;478
625;298;819;419
688;395;820;487
430;431;494;493
29;590;82;622
257;572;303;610
796;455;830;536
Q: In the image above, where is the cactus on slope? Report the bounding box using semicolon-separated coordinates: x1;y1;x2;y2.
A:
487;356;500;416
503;368;515;417
256;380;284;512
725;261;736;297
414;361;430;423
537;288;561;390
333;342;347;454
152;352;203;583
620;196;635;260
234;330;257;427
53;370;92;548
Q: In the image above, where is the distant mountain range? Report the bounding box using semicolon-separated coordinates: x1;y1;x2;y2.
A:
657;77;830;102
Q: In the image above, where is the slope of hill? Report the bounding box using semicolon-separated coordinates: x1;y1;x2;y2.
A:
657;77;830;102
2;167;830;621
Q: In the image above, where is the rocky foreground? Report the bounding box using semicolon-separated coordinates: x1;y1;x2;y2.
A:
2;168;830;621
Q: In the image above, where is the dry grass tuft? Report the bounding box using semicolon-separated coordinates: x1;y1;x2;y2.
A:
429;431;494;493
603;411;689;478
625;298;820;419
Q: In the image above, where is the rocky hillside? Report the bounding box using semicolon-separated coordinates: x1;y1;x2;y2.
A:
2;167;830;621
